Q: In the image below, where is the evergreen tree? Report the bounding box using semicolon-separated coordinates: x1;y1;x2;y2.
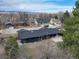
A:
75;0;79;8
73;0;79;16
62;0;79;59
64;10;70;18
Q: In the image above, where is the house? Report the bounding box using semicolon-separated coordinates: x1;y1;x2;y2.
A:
5;22;14;28
18;28;61;43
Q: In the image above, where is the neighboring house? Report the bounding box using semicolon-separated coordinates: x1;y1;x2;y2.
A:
5;22;14;28
18;28;60;43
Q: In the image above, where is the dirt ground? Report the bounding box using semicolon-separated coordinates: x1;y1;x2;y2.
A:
18;38;74;59
0;45;5;59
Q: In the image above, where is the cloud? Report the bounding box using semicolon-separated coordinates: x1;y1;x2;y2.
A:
0;0;75;13
0;0;67;5
14;3;73;11
0;3;72;13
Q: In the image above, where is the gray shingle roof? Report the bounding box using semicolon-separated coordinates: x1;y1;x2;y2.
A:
18;28;60;40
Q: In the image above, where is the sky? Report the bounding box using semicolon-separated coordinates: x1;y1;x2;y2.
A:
0;0;77;13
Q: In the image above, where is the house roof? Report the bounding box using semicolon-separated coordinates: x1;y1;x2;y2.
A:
18;28;60;40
